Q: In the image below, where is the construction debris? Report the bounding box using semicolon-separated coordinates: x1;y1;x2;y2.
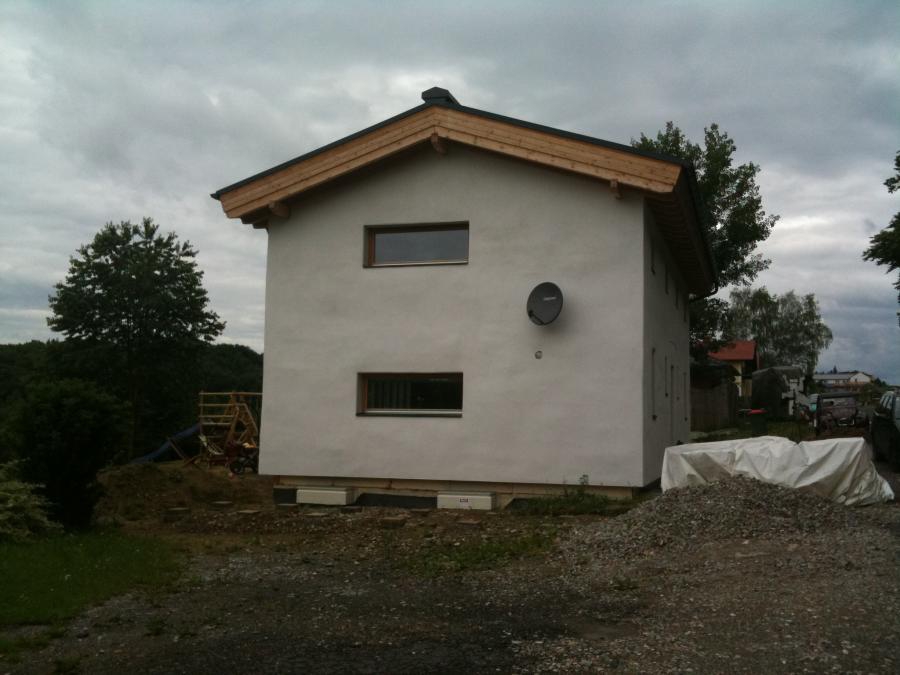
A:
197;391;261;471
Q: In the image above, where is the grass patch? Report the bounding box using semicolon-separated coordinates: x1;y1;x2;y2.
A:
512;489;616;516
409;532;553;576
0;531;181;627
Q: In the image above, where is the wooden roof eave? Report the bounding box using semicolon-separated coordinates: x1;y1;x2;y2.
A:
646;170;717;295
215;106;681;221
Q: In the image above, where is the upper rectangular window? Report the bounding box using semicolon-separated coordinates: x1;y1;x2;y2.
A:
365;223;469;267
358;373;463;416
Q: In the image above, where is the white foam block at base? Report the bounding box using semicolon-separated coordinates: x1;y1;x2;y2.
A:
437;492;496;510
296;487;354;506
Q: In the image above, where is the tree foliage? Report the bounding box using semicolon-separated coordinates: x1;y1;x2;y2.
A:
863;150;900;322
0;340;263;464
728;287;833;376
17;380;129;529
633;123;778;349
198;344;264;393
48;219;224;453
48;218;223;347
634;122;778;288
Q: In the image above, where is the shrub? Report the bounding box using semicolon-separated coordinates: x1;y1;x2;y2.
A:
18;380;128;529
0;463;60;542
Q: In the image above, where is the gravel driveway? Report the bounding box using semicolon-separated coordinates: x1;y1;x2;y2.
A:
7;473;900;674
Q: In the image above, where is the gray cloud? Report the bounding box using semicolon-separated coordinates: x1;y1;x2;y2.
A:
1;0;898;378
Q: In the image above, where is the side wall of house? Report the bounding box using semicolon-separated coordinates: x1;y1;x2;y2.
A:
641;204;691;484
260;143;648;487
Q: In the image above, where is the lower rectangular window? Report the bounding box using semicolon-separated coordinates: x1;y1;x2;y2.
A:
358;373;463;416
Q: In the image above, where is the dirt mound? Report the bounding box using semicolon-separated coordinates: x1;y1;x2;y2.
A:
569;475;861;561
95;462;272;522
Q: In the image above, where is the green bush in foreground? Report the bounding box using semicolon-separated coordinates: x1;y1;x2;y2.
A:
0;531;180;626
0;463;61;542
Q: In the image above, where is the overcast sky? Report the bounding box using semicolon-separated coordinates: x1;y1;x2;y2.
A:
2;1;898;381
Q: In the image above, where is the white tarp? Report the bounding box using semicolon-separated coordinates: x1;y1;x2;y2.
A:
662;435;894;505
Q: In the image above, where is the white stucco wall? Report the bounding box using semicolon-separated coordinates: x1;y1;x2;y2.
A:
641;206;691;484
260;143;648;487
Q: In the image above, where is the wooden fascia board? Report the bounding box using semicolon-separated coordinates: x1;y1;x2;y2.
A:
433;108;679;192
218;107;682;220
220;110;441;217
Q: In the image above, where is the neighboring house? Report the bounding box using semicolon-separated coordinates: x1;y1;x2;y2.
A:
708;340;759;398
813;371;875;391
211;87;716;504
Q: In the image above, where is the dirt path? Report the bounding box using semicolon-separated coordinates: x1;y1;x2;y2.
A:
6;462;900;673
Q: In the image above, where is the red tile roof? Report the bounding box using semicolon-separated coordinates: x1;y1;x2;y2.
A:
709;340;757;363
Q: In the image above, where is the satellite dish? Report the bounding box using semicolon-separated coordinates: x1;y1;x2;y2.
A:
527;282;563;325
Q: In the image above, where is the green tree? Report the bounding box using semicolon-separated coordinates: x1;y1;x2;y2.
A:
198;344;263;393
863;150;900;324
0;341;51;463
48;219;224;453
728;287;833;376
633;123;779;348
17;380;128;529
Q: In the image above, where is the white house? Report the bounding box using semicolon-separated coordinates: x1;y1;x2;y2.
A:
813;371;875;391
212;88;716;505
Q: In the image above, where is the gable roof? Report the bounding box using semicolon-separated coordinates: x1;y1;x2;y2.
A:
212;87;717;293
709;340;758;363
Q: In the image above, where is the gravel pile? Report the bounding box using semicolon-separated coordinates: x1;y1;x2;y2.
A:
567;476;861;561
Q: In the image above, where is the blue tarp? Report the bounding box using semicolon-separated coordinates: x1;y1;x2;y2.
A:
131;423;201;464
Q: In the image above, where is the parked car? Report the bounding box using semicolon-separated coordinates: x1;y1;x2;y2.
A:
870;391;900;469
814;392;865;433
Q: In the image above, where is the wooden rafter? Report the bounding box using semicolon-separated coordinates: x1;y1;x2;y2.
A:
268;201;291;218
429;132;447;155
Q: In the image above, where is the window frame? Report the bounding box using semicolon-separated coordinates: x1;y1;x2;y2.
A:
357;372;464;417
363;222;469;268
